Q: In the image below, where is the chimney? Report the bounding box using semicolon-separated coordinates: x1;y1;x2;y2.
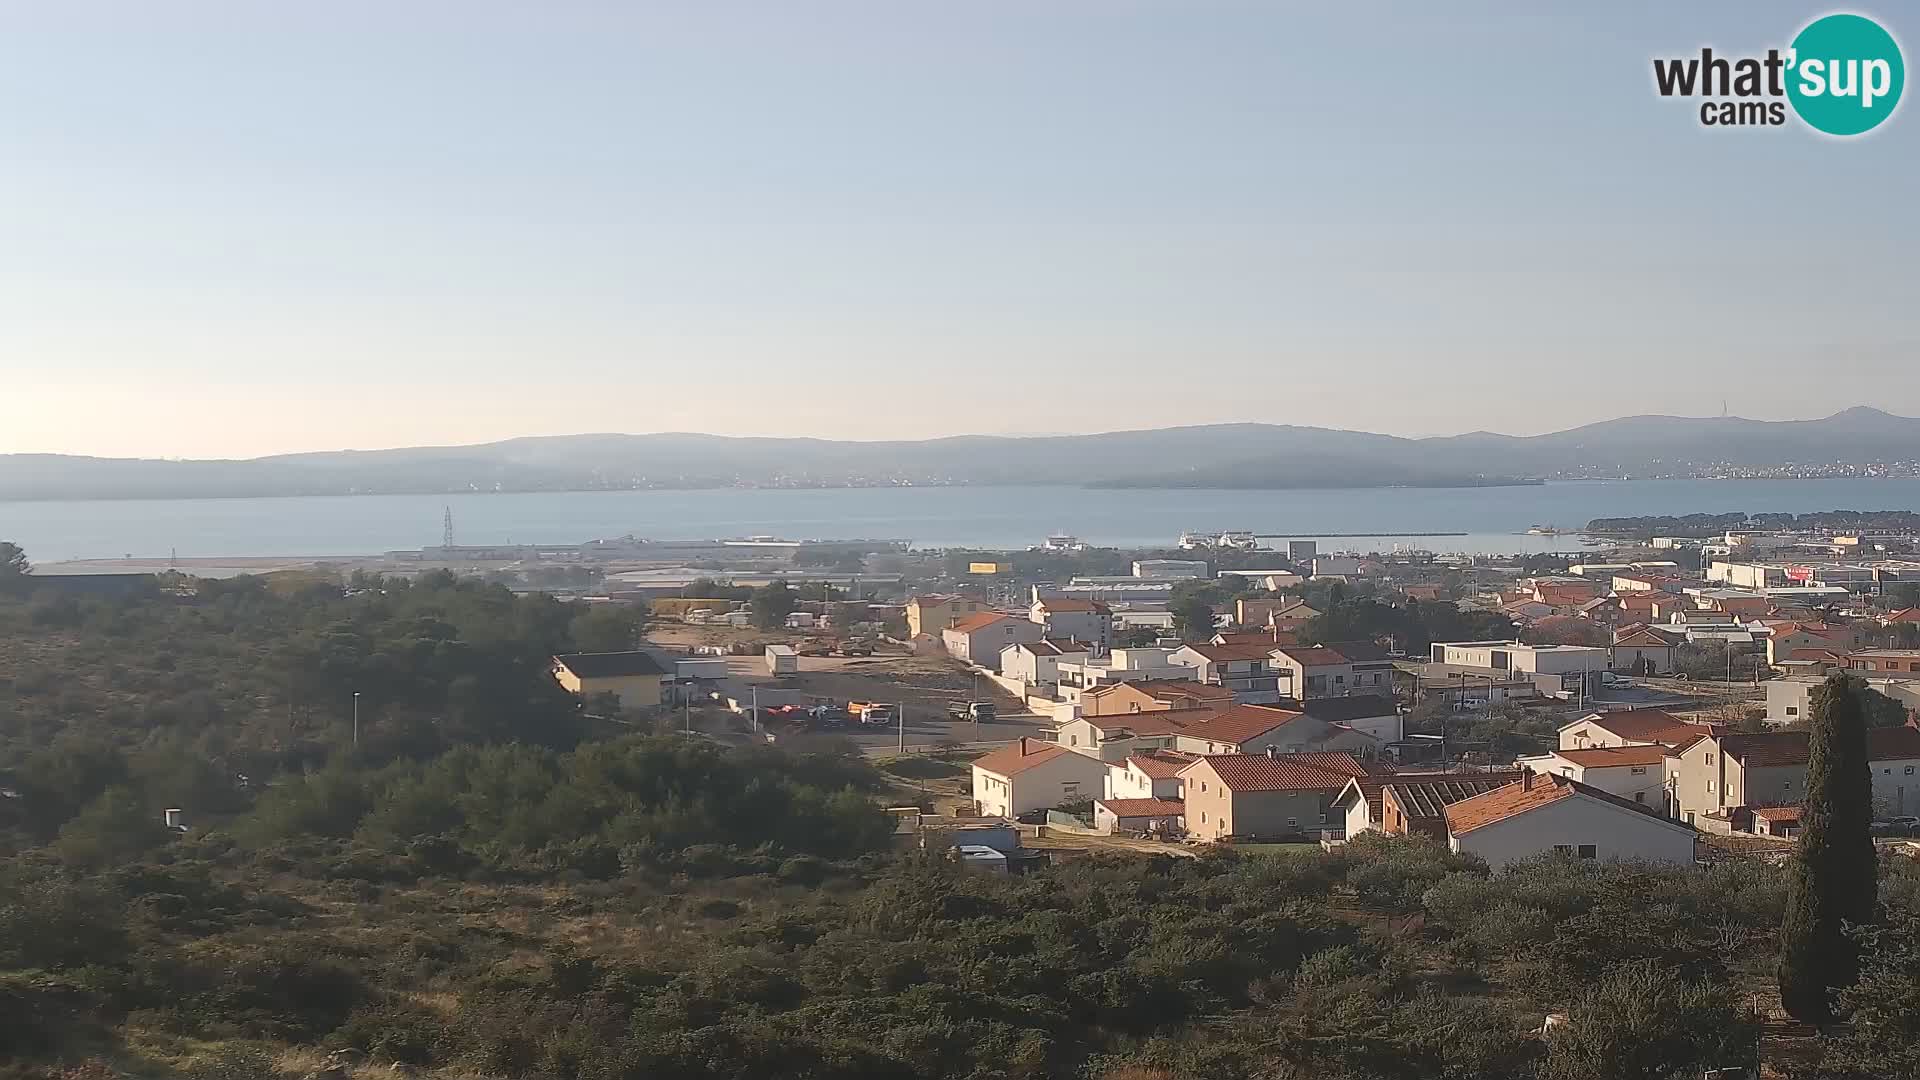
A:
1019;736;1033;755
1266;745;1280;759
1521;771;1534;791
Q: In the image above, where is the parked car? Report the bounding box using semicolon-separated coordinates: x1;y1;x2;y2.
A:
861;703;899;726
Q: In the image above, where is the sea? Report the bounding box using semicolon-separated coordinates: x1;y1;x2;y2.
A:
4;477;1920;563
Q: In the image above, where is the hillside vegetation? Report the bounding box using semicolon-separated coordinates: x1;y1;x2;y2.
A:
3;564;1919;1079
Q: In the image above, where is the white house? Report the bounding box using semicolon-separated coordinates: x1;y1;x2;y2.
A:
970;737;1112;818
1093;797;1186;835
1030;597;1114;654
944;612;1045;671
1000;639;1090;689
1557;709;1710;751
1106;749;1197;800
1514;745;1670;808
1442;773;1697;870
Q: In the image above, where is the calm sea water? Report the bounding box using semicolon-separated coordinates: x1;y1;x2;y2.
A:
4;478;1920;562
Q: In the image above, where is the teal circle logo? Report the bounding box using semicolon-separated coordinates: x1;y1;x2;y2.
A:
1786;14;1905;136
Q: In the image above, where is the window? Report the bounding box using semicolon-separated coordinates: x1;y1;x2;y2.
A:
1634;792;1646;803
1630;766;1647;775
1578;844;1597;859
1201;782;1208;793
1069;735;1078;746
1907;766;1916;775
1707;780;1715;793
1786;706;1798;716
1705;753;1714;765
1287;817;1298;828
1560;767;1574;777
1201;812;1207;823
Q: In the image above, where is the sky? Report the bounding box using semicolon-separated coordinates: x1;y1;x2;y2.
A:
2;1;1915;458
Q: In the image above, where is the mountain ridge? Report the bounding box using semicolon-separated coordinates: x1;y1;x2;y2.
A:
2;408;1915;501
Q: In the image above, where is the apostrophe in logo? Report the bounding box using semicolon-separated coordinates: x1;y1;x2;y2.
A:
1652;12;1904;136
1785;13;1904;136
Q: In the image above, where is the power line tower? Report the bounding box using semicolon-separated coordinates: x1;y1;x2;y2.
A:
443;506;455;549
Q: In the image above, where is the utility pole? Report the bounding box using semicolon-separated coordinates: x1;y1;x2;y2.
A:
351;691;361;748
897;702;905;755
752;685;760;735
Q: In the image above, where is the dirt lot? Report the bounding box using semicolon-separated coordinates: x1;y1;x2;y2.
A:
659;644;1047;755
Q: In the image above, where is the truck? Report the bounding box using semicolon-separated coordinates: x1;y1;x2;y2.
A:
765;644;798;675
858;702;899;726
947;701;997;724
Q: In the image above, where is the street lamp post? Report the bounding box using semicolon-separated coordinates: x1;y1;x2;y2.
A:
351;691;361;748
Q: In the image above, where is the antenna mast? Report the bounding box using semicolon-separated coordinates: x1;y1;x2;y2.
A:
443;506;455;548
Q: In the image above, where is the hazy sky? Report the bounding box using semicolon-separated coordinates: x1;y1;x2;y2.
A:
3;2;1915;458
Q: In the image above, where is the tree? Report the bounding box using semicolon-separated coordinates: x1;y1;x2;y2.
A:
569;604;644;653
0;541;27;589
1779;673;1879;1022
1540;961;1756;1080
750;581;799;629
1170;595;1217;641
1887;582;1920;610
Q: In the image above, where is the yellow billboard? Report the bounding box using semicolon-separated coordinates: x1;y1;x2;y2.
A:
968;561;1004;575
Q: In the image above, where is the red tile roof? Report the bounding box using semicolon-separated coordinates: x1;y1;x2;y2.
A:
1551;745;1673;768
1274;645;1350;667
1700;727;1920;769
971;738;1086;778
1571;709;1713;747
1613;626;1677;648
1751;805;1802;822
1125;750;1198;779
1096;797;1185;817
1887;607;1920;625
1443;773;1682;835
948;612;1015;634
1082;706;1228;737
1185;751;1375;792
1181;704;1309;746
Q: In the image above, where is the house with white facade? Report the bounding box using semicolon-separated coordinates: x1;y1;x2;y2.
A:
1515;744;1669;809
1168;642;1285;702
1442;772;1697;870
1000;639;1090;691
943;612;1045;670
1557;709;1714;751
1031;597;1114;654
1105;748;1196;800
970;737;1112;818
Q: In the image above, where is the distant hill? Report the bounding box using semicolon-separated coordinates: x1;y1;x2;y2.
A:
3;408;1917;500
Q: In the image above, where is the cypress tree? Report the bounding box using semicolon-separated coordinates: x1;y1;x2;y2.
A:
1777;673;1878;1022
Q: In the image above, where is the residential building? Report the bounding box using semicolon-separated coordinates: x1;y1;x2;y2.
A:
1610;625;1679;675
1054;707;1227;761
1169;703;1379;757
970;738;1112;819
1180;752;1377;842
551;651;667;710
943;613;1045;670
1443;773;1697;870
1031;597;1115;653
1054;648;1197;700
1557;709;1713;751
1762;622;1857;666
1169;642;1285;702
1105;748;1197;800
1297;694;1403;744
1081;679;1235;716
907;594;991;637
1847;649;1920;679
1270;645;1361;699
1516;745;1669;808
1667;726;1920;824
1335;771;1527;841
1093;797;1186;835
1000;640;1091;690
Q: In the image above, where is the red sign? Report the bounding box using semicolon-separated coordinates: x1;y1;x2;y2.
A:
1785;565;1814;583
